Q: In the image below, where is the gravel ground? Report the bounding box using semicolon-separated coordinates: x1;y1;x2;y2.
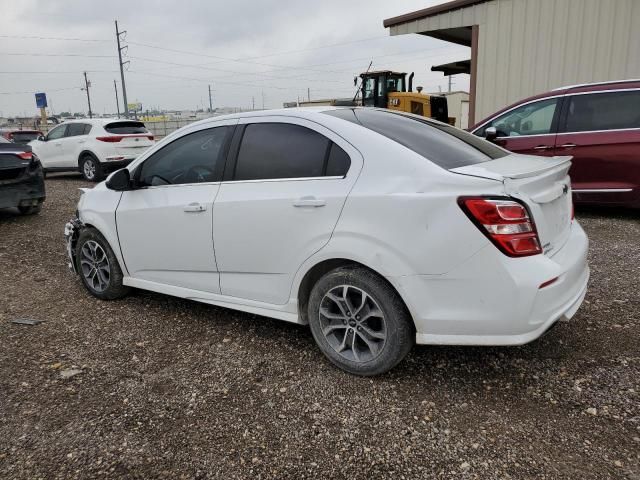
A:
1;175;639;479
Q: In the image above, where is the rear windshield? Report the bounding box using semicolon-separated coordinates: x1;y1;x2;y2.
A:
10;132;40;143
324;108;508;169
104;121;148;134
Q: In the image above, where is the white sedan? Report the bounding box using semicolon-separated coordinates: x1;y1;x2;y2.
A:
64;108;589;375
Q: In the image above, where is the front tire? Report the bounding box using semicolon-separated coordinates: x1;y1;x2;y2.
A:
75;228;130;300
308;266;414;376
80;154;104;182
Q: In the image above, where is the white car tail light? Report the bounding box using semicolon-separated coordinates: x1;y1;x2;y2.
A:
458;197;542;257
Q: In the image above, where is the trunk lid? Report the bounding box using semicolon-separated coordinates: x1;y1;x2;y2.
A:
451;154;573;257
115;135;154;157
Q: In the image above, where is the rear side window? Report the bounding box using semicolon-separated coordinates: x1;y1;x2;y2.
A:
562;90;640;132
105;121;148;134
234;123;330;181
325;108;507;169
66;123;88;137
83;124;92;135
326;143;351;177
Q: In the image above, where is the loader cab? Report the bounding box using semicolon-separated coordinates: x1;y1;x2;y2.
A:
361;71;407;108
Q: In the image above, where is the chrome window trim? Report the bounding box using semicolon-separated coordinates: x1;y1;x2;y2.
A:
552;80;640;91
136;176;346;190
472;88;640;136
557;127;640;136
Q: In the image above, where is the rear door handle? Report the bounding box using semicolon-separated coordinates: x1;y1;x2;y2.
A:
293;196;326;208
560;143;577;148
183;202;206;213
533;145;552;150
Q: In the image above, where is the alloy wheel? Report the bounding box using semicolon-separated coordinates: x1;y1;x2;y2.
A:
83;159;96;180
80;240;110;292
318;285;387;363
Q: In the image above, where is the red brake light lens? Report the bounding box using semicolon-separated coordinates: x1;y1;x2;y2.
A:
96;136;123;142
17;151;33;160
147;135;154;141
459;197;542;257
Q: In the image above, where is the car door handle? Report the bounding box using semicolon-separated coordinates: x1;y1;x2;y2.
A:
559;143;577;148
54;142;63;147
293;196;326;208
533;145;552;150
183;202;206;213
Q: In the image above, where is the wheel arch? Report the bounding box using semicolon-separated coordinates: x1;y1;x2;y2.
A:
78;150;99;168
296;257;414;328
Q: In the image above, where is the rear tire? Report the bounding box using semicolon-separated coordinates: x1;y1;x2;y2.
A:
307;266;414;376
75;228;130;300
80;154;104;182
18;204;42;215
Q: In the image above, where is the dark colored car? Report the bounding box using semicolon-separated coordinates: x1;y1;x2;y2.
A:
470;79;640;208
0;128;44;145
0;137;46;215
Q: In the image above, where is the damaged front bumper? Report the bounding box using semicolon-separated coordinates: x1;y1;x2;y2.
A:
64;217;84;274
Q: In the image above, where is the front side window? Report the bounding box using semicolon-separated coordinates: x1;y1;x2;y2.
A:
138;127;230;186
66;123;88;137
363;77;376;106
234;123;330;181
562;90;640;133
476;98;558;137
46;125;67;140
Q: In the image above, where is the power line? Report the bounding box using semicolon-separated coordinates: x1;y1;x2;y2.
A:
0;52;117;58
0;86;82;95
0;34;109;42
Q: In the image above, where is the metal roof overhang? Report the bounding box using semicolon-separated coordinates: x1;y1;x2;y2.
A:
431;59;471;76
383;0;487;28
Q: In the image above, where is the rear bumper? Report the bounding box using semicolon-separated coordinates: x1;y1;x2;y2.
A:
0;166;46;210
389;221;590;346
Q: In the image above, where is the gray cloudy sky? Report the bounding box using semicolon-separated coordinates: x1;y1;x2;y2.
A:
0;0;470;117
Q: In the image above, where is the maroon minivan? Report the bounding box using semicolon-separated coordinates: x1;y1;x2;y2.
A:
470;80;640;208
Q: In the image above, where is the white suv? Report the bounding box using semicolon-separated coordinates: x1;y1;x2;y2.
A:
64;108;589;375
30;119;155;181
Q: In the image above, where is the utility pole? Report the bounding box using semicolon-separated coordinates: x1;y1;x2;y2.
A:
261;90;265;110
252;96;255;110
113;80;120;117
82;72;93;118
208;84;213;112
115;20;129;117
307;87;311;102
448;75;452;93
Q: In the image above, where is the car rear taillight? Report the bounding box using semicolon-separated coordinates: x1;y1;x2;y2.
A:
147;135;154;141
458;197;542;257
17;151;33;160
96;136;123;142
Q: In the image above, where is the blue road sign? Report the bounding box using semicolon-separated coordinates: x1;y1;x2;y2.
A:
35;93;47;109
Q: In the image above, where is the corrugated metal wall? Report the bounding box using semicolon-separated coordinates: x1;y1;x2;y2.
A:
389;0;640;122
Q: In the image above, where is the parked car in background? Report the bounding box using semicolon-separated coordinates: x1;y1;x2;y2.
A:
0;128;43;145
0;136;45;215
30;119;155;181
471;79;640;208
65;108;588;375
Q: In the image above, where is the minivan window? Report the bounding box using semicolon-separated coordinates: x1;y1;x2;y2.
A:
475;98;558;137
138;127;230;186
66;123;88;137
562;90;640;133
105;121;148;134
234;123;329;181
325;108;508;169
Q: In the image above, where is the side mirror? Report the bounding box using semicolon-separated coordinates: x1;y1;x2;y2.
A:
38;135;46;141
484;126;498;142
106;168;133;191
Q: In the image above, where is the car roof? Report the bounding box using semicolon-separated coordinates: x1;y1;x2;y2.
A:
183;107;340;128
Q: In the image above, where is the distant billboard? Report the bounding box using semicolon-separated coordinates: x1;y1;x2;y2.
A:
35;93;47;109
127;102;143;112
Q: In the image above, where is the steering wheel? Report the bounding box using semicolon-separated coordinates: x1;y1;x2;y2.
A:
184;165;214;183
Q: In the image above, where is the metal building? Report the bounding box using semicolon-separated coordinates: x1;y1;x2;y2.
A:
384;0;640;125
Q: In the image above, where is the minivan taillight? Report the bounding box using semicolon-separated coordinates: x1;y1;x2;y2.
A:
458;197;542;257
